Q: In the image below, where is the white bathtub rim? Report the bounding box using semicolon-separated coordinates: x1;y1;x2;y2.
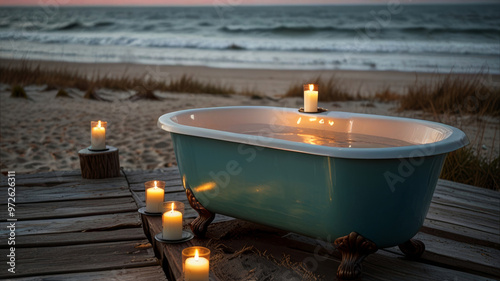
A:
158;106;469;159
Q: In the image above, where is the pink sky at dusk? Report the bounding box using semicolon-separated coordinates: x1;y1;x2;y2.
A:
0;0;497;5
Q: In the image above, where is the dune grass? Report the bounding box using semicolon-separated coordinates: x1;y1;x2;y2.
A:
0;63;240;96
55;89;71;98
398;71;500;116
441;146;499;190
10;85;28;99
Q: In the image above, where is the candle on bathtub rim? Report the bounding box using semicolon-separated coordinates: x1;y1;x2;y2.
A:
183;247;210;281
145;180;165;213
90;120;107;150
303;83;318;113
162;201;184;240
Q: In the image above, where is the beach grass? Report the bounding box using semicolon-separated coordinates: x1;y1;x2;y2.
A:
0;63;240;96
55;89;71;98
441;146;499;190
398;71;500;116
10;85;28;99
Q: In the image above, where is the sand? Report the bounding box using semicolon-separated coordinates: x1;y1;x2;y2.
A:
0;60;498;174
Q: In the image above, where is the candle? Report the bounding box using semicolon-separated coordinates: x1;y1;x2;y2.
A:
185;249;209;281
145;181;164;213
162;203;183;240
304;84;318;113
91;120;106;150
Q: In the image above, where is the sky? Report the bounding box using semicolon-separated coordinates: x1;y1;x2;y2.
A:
0;0;498;5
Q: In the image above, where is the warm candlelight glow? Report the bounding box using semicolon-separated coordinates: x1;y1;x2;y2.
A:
91;120;106;150
297;117;301;124
145;180;164;213
162;201;183;240
304;83;318;113
319;119;324;124
184;247;209;281
329;120;334;126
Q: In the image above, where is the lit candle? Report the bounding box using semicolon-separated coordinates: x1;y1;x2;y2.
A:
162;202;183;240
185;249;209;281
91;120;106;150
145;181;164;213
304;84;318;113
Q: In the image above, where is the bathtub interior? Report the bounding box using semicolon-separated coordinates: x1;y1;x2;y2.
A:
169;107;452;146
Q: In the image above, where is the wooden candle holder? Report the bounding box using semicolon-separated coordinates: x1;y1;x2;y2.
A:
78;146;120;179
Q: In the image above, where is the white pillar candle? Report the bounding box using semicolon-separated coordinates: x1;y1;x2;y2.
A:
162;203;183;240
145;181;164;213
185;249;209;281
304;84;318;113
91;120;106;150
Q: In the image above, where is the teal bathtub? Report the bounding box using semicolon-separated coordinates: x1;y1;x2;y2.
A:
158;106;468;249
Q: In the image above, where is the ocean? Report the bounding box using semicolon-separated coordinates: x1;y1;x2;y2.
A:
0;4;499;73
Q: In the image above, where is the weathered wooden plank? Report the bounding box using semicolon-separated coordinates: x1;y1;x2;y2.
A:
383;232;500;277
433;189;500;214
422;219;500;249
437;179;500;199
0;170;82;187
0;179;130;204
9;266;167;281
427;202;500;235
0;212;141;237
124;168;180;184
0;173;8;187
0;197;138;221
4;227;146;248
0;240;158;279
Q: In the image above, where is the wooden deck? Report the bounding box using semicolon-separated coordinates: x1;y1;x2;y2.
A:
1;168;499;280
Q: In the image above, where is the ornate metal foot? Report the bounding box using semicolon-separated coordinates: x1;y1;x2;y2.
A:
185;186;215;238
334;232;378;280
398;239;425;259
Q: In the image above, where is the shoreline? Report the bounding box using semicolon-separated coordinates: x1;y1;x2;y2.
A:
3;58;494;98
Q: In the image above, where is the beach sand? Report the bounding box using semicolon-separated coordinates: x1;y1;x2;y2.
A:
1;59;498;174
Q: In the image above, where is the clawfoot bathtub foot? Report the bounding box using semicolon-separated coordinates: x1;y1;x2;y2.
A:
334;232;378;280
398;239;425;258
185;186;215;238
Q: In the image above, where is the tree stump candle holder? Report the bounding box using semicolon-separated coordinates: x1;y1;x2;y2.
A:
78;146;120;179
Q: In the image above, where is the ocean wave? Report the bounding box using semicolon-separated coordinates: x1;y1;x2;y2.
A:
219;24;500;36
1;31;498;56
45;20;115;31
220;25;343;34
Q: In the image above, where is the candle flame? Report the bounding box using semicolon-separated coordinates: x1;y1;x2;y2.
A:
309;117;317;122
97;120;101;128
319;119;324;124
171;202;174;212
154;181;157;189
194;249;199;260
297;117;301;124
309;84;314;91
328;120;334;126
